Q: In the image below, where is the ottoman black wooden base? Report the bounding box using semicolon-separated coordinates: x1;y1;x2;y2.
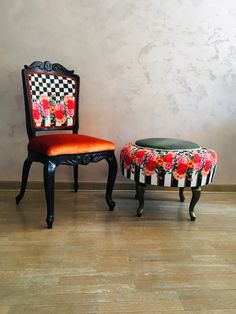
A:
135;182;201;221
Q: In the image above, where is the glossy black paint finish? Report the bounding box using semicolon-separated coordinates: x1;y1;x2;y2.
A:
16;61;117;228
73;165;79;192
106;154;118;211
179;187;185;202
135;183;201;221
16;158;32;205
189;187;201;221
136;182;146;217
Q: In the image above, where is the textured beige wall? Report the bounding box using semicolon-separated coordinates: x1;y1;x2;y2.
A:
0;0;236;184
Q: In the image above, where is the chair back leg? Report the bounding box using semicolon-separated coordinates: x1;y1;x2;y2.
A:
16;157;32;204
73;165;79;192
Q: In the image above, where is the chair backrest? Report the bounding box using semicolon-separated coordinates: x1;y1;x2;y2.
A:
22;61;80;139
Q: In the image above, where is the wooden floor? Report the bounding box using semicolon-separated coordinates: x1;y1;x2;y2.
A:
0;189;236;314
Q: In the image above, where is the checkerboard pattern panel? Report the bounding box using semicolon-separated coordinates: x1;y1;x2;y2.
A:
28;73;76;100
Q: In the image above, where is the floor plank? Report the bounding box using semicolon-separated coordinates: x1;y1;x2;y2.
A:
0;190;236;313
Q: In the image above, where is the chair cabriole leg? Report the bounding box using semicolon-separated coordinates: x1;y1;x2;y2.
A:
105;153;117;211
16;158;32;204
189;186;201;221
44;161;56;229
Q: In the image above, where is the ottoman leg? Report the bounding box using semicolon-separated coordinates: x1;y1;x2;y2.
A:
136;182;146;217
179;187;185;202
189;187;201;221
135;187;138;200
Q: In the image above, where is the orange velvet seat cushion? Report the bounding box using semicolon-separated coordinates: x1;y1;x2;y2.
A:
28;134;115;156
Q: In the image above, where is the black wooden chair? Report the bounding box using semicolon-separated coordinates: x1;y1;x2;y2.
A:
16;61;117;228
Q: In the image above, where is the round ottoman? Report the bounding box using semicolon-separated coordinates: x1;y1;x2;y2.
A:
120;138;217;220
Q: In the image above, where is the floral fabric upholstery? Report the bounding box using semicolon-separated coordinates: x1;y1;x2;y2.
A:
120;142;217;187
27;73;76;128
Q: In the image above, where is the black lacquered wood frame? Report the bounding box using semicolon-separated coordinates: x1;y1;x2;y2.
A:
16;61;117;228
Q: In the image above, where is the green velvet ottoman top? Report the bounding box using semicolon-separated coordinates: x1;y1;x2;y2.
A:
135;138;200;150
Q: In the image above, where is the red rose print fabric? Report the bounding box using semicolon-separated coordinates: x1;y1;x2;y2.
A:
31;94;75;128
120;143;217;181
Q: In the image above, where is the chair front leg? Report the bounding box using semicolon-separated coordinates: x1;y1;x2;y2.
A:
105;152;117;211
44;161;56;229
73;165;79;192
16;157;32;204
